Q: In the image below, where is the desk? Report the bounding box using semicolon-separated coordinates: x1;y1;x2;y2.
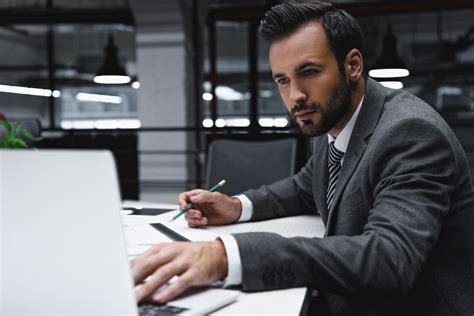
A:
122;200;325;315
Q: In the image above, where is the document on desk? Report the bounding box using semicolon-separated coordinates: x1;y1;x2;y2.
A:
204;215;325;238
162;212;325;240
123;210;325;249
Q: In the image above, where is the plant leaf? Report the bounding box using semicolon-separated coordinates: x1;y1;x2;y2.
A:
22;128;42;144
22;128;34;140
12;138;27;148
0;119;10;130
12;123;21;135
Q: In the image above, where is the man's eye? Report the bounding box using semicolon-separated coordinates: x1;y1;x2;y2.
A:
277;78;289;85
302;69;317;76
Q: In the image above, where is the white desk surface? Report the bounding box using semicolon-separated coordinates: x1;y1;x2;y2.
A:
122;200;325;315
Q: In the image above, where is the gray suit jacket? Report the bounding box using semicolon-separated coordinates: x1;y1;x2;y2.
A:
234;78;474;316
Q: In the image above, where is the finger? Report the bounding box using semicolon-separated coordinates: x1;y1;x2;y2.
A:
186;216;208;228
178;189;207;209
136;262;184;303
185;209;202;219
188;190;215;204
152;271;194;304
177;192;193;210
131;244;168;285
133;243;184;302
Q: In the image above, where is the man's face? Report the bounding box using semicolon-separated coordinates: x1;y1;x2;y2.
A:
269;22;351;137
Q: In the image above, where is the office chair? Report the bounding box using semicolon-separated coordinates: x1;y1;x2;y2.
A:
205;138;298;196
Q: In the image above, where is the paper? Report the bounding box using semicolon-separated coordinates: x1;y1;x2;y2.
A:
204;215;325;239
122;200;179;210
160;213;325;240
123;210;324;247
122;214;165;226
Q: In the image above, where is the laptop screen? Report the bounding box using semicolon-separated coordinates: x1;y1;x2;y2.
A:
1;150;138;315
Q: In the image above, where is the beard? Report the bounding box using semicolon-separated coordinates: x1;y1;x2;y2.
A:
290;74;351;137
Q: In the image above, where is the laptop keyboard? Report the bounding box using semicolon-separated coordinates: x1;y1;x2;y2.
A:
139;304;190;315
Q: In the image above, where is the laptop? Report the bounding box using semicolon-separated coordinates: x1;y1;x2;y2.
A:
0;149;238;315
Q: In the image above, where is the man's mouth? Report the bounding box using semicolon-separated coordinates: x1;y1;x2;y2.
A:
295;110;317;120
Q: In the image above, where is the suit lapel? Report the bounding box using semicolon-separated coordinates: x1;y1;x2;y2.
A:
325;78;386;236
312;137;329;224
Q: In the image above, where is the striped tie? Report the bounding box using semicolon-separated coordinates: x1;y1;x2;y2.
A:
327;141;344;211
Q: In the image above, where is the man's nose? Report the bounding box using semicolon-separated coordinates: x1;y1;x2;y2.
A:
289;83;307;106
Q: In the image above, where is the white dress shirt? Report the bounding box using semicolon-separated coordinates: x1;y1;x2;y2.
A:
219;97;364;286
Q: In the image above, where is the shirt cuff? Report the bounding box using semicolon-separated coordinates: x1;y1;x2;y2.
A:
218;235;243;287
234;194;253;222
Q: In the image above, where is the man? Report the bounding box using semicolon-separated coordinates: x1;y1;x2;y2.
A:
132;2;474;315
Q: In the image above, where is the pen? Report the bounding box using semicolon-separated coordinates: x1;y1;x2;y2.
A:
169;179;226;222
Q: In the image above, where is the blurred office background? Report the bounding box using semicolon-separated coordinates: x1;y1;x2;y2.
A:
1;0;474;202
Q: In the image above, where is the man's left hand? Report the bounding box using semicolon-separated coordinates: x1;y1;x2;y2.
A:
131;240;228;303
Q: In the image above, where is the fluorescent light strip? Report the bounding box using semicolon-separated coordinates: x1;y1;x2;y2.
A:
201;86;245;101
273;118;289;127
0;84;61;98
202;118;213;127
258;118;273;127
202;117;288;128
368;68;409;78
61;119;141;130
76;92;122;104
94;75;131;84
215;118;226;127
225;118;250;127
258;117;289;127
379;81;404;89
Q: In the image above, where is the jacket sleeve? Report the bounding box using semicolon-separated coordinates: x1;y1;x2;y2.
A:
234;118;457;294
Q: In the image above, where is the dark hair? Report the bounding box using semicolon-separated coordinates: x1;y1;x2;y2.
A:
259;1;363;70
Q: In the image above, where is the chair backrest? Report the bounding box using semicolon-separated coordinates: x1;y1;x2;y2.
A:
0;117;41;141
206;138;297;196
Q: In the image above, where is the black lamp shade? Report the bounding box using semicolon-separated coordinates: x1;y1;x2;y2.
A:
369;25;409;79
94;34;131;84
375;25;407;69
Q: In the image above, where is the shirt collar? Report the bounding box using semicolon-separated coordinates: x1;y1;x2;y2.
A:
327;95;364;153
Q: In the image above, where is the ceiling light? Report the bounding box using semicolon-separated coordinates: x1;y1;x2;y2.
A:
131;81;140;89
215;86;244;101
379;81;404;89
369;25;409;79
368;68;409;78
76;92;122;104
61;119;140;130
258;118;273;127
0;84;60;98
273;117;289;127
202;92;213;101
202;119;214;128
225;118;250;127
94;34;131;84
258;117;289;127
215;118;226;127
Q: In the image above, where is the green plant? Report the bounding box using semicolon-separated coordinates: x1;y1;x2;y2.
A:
0;119;42;148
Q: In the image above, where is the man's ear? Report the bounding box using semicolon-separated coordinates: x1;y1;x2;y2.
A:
344;49;363;82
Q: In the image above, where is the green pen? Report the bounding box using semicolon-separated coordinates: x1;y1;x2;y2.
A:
169;179;226;222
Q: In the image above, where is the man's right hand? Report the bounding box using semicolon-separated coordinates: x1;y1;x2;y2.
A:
178;190;242;227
